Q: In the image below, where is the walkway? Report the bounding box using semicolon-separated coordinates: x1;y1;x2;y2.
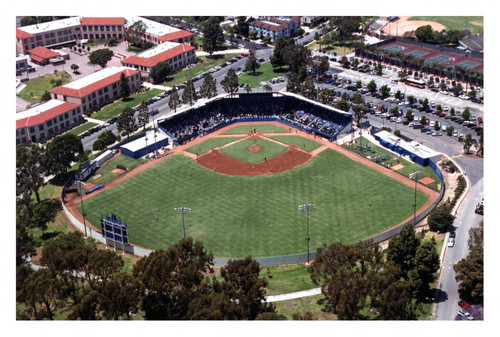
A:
265;287;321;303
195;48;246;56
142;82;172;91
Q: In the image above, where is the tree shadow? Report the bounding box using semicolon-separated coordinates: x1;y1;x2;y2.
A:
272;68;289;74
49;172;73;186
248;72;264;77
40;231;61;241
432;288;448;304
122;97;134;102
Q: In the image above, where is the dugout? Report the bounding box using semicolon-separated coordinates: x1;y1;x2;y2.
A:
372;130;441;166
120;130;170;159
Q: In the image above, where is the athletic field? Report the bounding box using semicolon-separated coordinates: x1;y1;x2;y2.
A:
78;146;429;258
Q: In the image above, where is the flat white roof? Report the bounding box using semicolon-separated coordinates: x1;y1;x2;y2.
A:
19;17;81;35
16;55;29;62
63;66;133;90
375;130;441;160
121;130;169;152
124;16;178;37
137;41;180;58
16;99;65;120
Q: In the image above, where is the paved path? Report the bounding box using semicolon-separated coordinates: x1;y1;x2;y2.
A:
265;287;321;303
143;82;172;91
195;49;246;56
85;117;105;125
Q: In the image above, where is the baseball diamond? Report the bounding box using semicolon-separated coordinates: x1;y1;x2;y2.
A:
68;118;439;258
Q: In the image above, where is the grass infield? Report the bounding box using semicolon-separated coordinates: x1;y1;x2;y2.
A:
220;137;288;164
185;136;243;155
220;123;289;135
78;148;429;258
266;135;322;153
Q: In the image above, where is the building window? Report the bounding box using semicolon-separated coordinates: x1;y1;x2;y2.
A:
64;112;69;119
47;120;52;127
20;128;25;135
39;125;44;131
89;26;93;31
98;89;103;95
104;86;109;93
30;127;35;133
83;26;87;31
59;115;64;122
112;26;116;31
118;26;122;31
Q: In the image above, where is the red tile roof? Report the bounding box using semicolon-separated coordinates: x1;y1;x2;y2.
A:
16;101;80;129
51;68;139;98
28;46;59;61
16;28;34;39
250;20;285;32
81;17;125;26
158;30;194;42
122;44;195;68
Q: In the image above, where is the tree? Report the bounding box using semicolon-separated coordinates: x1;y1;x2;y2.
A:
133;238;214;320
420;116;427;125
270;36;294;70
116;107;137;138
88;48;113;69
263;83;272;93
282;44;311;74
16;144;45;204
446;126;454;136
461;108;471;121
434;120;440;131
468;220;483;250
42;133;83;178
235;16;249;36
245;50;260;75
450;107;456;116
367;79;377;94
427;203;455;232
168;86;181;112
454;250;483;304
405;110;414;121
31;199;60;234
137;100;149;134
468;89;477;99
248;29;258;40
181;79;197;105
149;61;172;84
202;17;223;57
92;130;118;151
70;64;79;73
84;249;124;290
410;241;440;301
118;72;131;99
300;77;316;100
375;62;383;76
463;132;474;154
351;93;364;105
20;16;53;27
386;224;420;279
380;84;390;97
40;90;52;102
199;73;218;99
125;20;146;48
422;98;429;110
395;90;402;100
415;25;434;42
98;273;140;320
21;268;60;320
450;83;463;97
220;68;239;97
398;69;408;80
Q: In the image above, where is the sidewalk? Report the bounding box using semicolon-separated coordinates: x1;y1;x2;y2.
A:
85;117;106;125
265;287;321;303
195;48;246;56
142;82;172;91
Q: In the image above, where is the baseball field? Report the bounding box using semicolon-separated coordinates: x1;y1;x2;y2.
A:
74;123;432;258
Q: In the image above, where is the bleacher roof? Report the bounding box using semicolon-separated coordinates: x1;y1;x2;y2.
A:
459;33;483;53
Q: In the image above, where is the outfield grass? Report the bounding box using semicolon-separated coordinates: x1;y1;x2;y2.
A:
185;136;243;155
162;54;238;87
408;16;483;35
238;62;288;87
89;155;147;186
78;148;429;258
343;136;441;192
221;137;288;164
263;264;316;296
220;123;289;135
66;122;98;136
267;135;322;153
92;89;163;121
17;72;72;103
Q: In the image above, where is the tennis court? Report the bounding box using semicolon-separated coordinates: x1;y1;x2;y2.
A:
405;50;428;58
383;45;405;52
426;55;453;64
455;60;481;70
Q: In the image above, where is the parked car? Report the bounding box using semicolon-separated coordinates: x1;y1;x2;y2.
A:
432;132;443;136
478;117;483;123
452;131;458;137
447;237;455;247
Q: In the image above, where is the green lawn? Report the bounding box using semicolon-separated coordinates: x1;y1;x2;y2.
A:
162;54;238;87
92;89;163;121
343;135;442;192
408;16;483;35
267;135;322;153
263;264;316;296
89;155;147;186
221;137;288;164
220;124;289;135
185;136;243;155
238;62;288;88
66;122;98;136
274;294;336;320
78;148;429;258
17;72;72;103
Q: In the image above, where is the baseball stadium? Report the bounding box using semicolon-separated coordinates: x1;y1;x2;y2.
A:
63;92;442;263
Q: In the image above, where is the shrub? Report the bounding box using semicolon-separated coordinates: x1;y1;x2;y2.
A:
428;203;455;232
394;129;401;137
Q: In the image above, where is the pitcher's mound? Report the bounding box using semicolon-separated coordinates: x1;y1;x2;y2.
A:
111;168;126;175
248;144;261;152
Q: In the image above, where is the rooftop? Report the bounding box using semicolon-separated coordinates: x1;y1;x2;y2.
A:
375;130;441;160
136;41;180;58
17;17;81;35
80;17;125;26
122;43;195;68
124;16;179;36
16;100;80;129
61;66;133;90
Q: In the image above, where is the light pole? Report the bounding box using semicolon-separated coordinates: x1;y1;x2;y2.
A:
409;171;421;226
299;203;315;265
76;180;88;237
175;206;191;240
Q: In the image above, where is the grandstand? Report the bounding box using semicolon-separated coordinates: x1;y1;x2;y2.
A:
158;92;353;145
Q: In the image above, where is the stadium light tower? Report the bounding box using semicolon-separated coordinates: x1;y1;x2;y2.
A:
299;203;315;265
409;171;421;226
175;207;191;239
76;180;88;237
